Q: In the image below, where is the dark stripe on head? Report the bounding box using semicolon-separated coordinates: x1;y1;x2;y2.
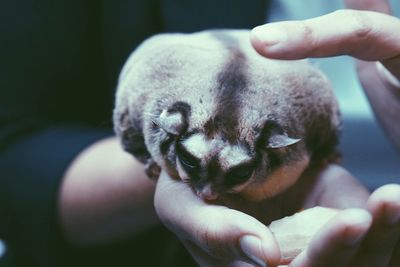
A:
208;49;248;142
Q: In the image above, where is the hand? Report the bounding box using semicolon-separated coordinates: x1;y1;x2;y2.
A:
155;163;400;267
250;0;400;150
154;170;281;267
249;1;400;265
288;166;400;267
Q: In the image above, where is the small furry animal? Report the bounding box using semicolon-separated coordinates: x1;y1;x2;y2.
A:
113;30;341;201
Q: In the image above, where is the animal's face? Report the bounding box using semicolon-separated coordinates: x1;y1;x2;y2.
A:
148;101;302;201
175;132;257;200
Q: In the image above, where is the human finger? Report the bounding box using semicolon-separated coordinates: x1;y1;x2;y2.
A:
154;170;281;267
354;59;400;151
350;184;400;267
289;209;372;267
344;0;400;79
250;10;400;61
344;0;392;14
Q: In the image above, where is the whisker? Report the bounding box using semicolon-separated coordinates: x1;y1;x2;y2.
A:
182;178;193;186
151;119;160;127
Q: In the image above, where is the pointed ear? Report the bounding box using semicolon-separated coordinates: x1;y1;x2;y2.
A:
152;101;191;135
267;134;301;149
152;109;186;135
152;110;191;135
259;119;302;149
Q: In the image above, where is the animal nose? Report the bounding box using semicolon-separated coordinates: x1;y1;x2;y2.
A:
197;184;218;201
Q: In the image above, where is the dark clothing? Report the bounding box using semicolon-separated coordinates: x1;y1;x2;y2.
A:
0;1;268;266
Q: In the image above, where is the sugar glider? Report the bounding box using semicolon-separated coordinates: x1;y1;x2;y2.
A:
113;30;341;201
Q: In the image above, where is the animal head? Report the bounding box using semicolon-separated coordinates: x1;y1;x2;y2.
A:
146;100;303;201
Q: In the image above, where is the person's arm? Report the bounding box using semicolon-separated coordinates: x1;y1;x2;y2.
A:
59;137;158;246
250;0;400;151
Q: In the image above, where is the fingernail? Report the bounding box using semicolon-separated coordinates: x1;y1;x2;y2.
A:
239;235;267;267
252;25;288;46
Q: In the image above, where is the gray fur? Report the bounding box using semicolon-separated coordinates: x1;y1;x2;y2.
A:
113;30;341;201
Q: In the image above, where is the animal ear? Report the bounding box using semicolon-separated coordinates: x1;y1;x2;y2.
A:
260;119;301;149
267;134;301;149
152;109;186;135
152;101;191;136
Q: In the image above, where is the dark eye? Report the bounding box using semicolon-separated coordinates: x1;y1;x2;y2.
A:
228;165;254;183
179;153;196;168
178;150;200;172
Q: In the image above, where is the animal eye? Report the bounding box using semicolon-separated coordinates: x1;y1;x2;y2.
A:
228;165;254;183
178;150;200;171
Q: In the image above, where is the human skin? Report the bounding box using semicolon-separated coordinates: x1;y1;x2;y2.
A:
155;162;400;267
59;137;158;246
59;0;400;266
59;142;399;266
155;0;400;266
250;0;400;151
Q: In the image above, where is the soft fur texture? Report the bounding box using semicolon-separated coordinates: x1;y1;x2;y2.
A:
113;30;341;201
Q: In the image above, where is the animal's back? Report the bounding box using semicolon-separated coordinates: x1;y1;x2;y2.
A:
115;29;340;160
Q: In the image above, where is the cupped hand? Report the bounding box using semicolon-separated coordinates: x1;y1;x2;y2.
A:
154;170;281;267
154;163;400;267
287;165;400;267
250;0;400;150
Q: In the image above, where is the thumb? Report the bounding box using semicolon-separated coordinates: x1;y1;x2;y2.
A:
154;171;281;266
